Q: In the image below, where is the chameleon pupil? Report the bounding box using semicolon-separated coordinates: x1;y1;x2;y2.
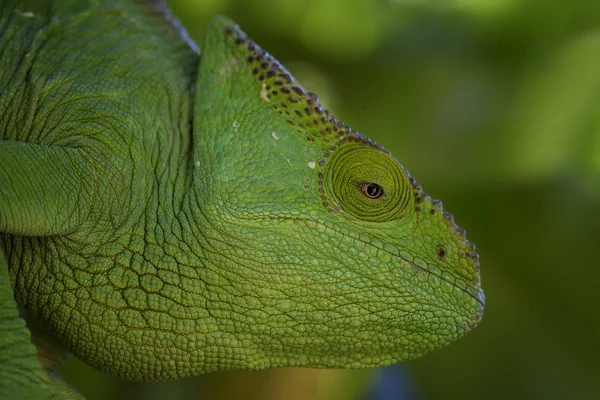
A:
365;183;382;199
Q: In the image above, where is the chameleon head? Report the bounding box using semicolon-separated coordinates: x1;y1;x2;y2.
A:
191;17;484;371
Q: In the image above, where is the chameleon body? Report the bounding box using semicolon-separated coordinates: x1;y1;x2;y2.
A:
0;0;484;398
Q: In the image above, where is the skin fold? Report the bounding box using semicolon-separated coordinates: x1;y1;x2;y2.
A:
0;1;484;398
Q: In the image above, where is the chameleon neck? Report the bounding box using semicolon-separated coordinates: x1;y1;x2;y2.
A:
3;148;213;381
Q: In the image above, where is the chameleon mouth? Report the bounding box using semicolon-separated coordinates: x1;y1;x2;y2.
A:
297;217;485;308
393;255;485;333
287;215;485;331
321;219;484;305
385;249;485;310
351;216;485;312
341;227;485;327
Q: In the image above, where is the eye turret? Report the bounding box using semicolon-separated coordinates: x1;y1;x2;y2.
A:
323;144;411;222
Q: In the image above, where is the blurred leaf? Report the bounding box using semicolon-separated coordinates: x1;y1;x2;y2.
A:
298;0;388;59
506;31;600;181
454;0;519;19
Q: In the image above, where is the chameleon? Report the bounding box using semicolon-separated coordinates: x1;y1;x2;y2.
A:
0;0;485;398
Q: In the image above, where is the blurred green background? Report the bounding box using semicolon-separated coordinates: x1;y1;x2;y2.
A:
61;0;600;399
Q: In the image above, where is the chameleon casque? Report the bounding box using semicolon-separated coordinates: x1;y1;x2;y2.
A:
0;0;485;398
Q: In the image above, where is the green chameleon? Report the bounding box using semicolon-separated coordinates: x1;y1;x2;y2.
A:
0;0;484;398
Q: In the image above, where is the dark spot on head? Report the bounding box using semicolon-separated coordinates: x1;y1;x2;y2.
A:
429;209;436;215
415;206;422;212
318;159;325;167
225;27;234;34
232;25;370;150
436;247;446;259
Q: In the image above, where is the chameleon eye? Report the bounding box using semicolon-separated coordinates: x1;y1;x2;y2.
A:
324;144;411;222
362;183;383;199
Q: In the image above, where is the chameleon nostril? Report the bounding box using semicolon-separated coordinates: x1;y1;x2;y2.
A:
436;247;446;259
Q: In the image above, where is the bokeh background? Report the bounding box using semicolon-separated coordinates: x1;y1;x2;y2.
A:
61;0;600;398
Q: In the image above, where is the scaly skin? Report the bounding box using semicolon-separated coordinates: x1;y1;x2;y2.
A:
0;0;484;398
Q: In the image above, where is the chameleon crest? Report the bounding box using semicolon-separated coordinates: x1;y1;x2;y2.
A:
0;1;484;397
